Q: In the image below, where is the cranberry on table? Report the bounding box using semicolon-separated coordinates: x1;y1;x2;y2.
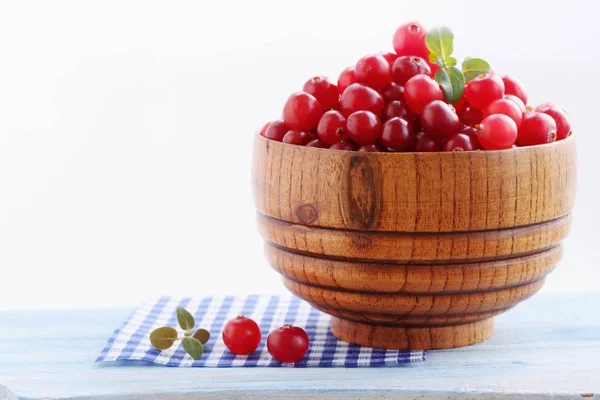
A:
259;121;271;137
282;130;314;145
504;94;526;113
443;133;476;152
283;92;323;131
392;56;431;85
340;83;384;117
517;112;557;146
404;74;444;115
346;110;382;145
477;114;518;150
413;132;443;152
306;138;329;148
535;103;571;140
355;54;393;90
380;117;414;151
382;100;411;121
338;66;357;94
329;140;356;151
501;75;528;105
264;119;289;142
421;100;460;137
267;325;309;364
222;316;261;355
392;21;428;59
302;76;339;111
484;98;523;128
381;82;405;102
317;110;348;145
458;105;483;126
358;143;385;152
466;74;505;110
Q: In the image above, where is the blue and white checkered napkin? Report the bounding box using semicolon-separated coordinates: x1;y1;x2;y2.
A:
97;295;424;367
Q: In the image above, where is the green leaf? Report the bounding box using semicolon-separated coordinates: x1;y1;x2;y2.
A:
428;53;439;64
425;26;454;63
462;57;491;82
435;67;465;104
444;57;457;68
181;337;204;360
149;327;178;350
193;328;211;345
176;306;195;331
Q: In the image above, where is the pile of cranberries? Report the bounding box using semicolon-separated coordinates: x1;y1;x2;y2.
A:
259;22;571;152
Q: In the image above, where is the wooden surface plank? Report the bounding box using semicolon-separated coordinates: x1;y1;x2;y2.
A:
0;294;598;399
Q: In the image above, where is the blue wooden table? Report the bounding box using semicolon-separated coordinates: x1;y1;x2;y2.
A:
0;294;598;399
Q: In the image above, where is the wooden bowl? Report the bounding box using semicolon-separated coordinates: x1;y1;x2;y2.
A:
252;134;576;350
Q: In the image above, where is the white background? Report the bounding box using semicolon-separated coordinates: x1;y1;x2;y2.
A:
0;0;597;310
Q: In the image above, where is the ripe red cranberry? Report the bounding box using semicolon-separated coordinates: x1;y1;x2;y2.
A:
484;99;523;128
381;83;405;102
340;83;384;117
517;112;557;146
504;94;526;113
382;100;412;121
392;21;428;59
259;121;271;137
306;138;329;148
282;130;313;145
392;56;431;85
413;132;443;152
404;74;444;115
264;119;289;142
380;117;414;151
358;143;385;152
338;66;357;94
501;76;528;105
283;92;323;131
453;88;467;113
477;114;518;150
317;110;348;145
534;103;571;140
346;110;382;145
330;140;356;151
429;62;441;78
378;51;398;66
355;54;393;90
458;105;483;126
302;76;339;111
443;133;475;152
466;74;505;110
421;100;460;137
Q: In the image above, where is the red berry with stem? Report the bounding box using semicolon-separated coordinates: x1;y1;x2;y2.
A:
477;114;518;150
340;83;384;117
382;100;412;121
458;105;484;126
355;54;393;90
484;98;523;128
466;74;505;110
330;140;356;151
259;121;271;137
534;103;571;140
504;94;526;113
358;143;385;152
302;76;339;111
338;66;357;94
392;56;431;85
283;92;323;131
346;110;382;145
443;133;475;152
392;21;428;59
282;130;313;145
517;112;557;146
413;132;443;152
267;325;309;364
306;138;329;148
421;100;460;137
381;82;404;102
404;74;444;115
380;117;414;151
222;316;261;355
501;76;528;105
264;119;289;142
378;51;398;66
317;110;348;145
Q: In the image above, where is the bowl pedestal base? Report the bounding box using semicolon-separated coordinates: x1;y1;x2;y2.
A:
330;317;495;350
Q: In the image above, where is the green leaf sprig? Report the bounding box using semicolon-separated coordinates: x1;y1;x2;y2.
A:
149;306;210;360
426;26;491;104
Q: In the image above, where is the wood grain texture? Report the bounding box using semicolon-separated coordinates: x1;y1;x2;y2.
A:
252;135;577;349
